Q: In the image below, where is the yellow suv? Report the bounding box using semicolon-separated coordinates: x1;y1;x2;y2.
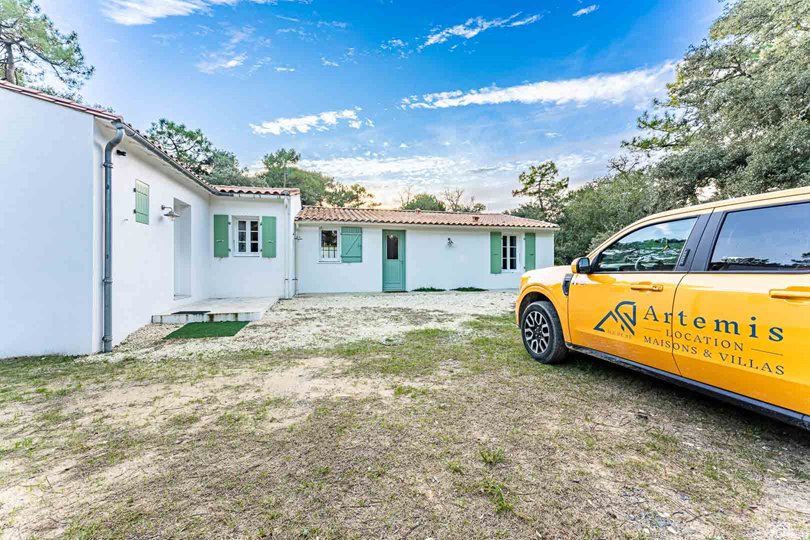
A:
516;186;810;429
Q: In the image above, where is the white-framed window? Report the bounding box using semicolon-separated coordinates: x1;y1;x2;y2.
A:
502;234;518;271
234;217;260;256
320;228;340;261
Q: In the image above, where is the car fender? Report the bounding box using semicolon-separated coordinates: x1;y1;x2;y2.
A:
515;266;572;342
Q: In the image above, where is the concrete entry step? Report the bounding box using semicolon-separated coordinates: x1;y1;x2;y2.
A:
152;297;277;324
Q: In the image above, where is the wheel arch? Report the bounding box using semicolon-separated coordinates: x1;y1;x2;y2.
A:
516;285;570;342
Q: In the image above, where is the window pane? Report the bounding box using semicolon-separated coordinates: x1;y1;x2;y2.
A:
502;235;517;270
386;234;399;260
710;203;810;272
595;218;697;272
238;241;246;253
250;241;259;253
321;229;338;259
238;221;246;231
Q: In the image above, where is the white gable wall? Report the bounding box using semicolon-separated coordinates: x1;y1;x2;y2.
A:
0;90;97;356
296;223;555;293
92;121;214;351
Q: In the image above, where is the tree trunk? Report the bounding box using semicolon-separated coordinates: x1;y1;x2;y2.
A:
3;43;15;84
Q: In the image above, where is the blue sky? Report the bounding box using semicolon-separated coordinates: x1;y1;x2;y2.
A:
39;0;722;209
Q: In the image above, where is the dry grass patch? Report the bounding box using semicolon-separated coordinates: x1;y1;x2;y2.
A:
0;314;808;539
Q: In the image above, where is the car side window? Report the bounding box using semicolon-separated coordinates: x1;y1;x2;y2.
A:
709;202;810;272
593;217;698;273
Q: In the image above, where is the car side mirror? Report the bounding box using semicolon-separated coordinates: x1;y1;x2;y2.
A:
571;257;592;274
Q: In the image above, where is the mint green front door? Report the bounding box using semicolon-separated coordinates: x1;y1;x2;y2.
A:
382;230;406;291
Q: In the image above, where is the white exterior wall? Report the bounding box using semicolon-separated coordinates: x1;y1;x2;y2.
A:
209;196;296;299
0;90;97;356
92;121;214;351
406;227;555;290
296;226;385;294
296;223;555;293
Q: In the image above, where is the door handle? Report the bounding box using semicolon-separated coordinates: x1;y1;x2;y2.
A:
631;283;664;292
770;289;810;300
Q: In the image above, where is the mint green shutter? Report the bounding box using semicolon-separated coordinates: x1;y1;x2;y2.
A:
262;216;277;258
524;233;536;270
490;232;502;274
214;215;229;258
134;181;149;224
341;227;362;263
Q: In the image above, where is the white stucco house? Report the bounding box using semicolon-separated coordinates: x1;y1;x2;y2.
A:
0;81;557;358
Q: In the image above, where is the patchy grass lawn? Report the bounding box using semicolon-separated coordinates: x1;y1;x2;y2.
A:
164;321;249;339
1;313;809;539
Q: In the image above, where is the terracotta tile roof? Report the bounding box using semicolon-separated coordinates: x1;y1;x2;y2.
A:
296;206;558;229
215;185;301;196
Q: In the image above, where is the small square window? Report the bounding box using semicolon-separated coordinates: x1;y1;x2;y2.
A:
320;229;339;261
234;217;260;256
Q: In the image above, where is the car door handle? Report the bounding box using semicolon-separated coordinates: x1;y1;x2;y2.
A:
631;283;664;292
770;289;810;300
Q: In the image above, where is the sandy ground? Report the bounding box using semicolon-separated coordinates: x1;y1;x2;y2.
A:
2;291;808;539
95;290;516;363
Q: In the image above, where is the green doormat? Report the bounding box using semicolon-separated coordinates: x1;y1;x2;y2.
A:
164;321;249;339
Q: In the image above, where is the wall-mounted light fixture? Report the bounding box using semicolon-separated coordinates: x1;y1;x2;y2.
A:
447;237;454;247
161;205;180;220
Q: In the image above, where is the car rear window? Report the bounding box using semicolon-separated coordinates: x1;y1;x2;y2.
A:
709;202;810;272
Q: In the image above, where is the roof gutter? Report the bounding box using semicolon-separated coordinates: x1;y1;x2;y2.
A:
121;125;221;196
102;120;125;353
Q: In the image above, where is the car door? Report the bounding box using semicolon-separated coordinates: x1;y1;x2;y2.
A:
568;215;708;374
672;200;810;416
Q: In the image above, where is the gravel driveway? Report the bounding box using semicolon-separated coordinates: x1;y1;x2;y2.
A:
100;291;516;362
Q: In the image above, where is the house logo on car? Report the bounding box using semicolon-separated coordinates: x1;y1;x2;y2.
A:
594;301;637;335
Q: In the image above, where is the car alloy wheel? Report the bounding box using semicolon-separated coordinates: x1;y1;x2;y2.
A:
523;310;551;355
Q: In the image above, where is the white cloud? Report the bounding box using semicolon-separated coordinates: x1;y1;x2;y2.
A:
321;57;340;67
402;63;675;109
573;4;599;17
422;12;542;48
197;52;247;74
382;39;407;49
301;155;469;181
275;66;296;72
250;109;366;135
195;25;258;74
104;0;312;25
317;20;348;29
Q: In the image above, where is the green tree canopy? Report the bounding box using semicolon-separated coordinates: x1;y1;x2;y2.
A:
0;0;93;96
555;172;656;264
625;0;810;206
400;193;447;211
261;148;301;188
147;119;216;178
509;161;569;222
324;183;377;208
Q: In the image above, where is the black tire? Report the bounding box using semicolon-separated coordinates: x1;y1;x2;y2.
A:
520;301;568;364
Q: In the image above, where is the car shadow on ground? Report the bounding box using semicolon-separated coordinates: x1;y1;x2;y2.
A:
558;351;810;445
